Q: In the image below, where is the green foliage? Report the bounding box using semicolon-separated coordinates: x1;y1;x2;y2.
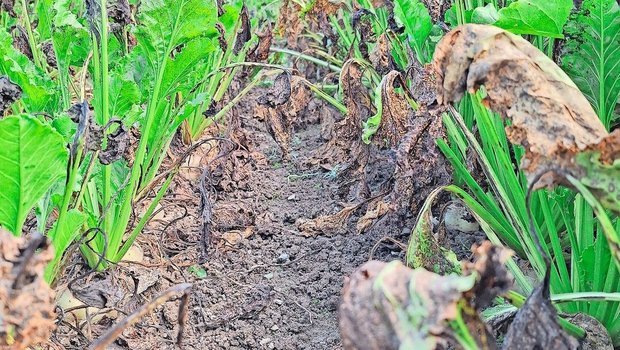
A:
440;94;620;344
562;0;620;128
393;0;433;63
494;0;572;38
45;209;86;281
0;115;68;234
87;0;223;266
0;29;54;111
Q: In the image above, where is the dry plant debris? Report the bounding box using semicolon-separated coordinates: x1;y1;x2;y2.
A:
339;242;511;350
0;76;21;114
433;24;620;213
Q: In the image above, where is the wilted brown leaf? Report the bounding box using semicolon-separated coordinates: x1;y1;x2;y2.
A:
503;276;579;350
310;60;371;200
340;244;508;350
356;200;390;233
0;0;16;16
248;25;273;62
298;203;358;236
233;5;251;55
11;25;32;60
257;72;291;108
462;242;513;309
0;76;21;114
387;106;451;215
374;71;411;147
276;0;305;49
108;0;132;35
433;24;620;211
369;33;395;76
257;74;310;159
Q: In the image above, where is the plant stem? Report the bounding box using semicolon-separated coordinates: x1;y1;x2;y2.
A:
99;0;113;244
19;0;44;70
271;47;342;72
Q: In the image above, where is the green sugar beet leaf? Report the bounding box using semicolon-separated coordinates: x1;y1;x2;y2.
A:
0;115;68;234
44;209;86;282
393;0;432;63
562;0;620;128
133;0;218;146
0;29;54;112
494;0;572;38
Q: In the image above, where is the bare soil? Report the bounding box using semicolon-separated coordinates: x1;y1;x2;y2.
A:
53;91;418;350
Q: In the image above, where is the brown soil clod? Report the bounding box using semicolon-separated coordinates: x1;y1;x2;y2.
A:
0;230;56;349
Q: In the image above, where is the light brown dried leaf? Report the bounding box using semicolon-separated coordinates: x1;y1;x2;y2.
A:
433;24;620;192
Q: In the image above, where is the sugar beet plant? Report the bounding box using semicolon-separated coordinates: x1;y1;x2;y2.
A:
396;0;620;345
0;0;254;282
310;0;620;346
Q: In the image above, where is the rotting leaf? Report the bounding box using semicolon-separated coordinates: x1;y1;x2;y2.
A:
386;106;451;218
41;41;58;68
407;59;436;106
108;0;132;36
257;72;291;108
233;5;251;55
363;70;411;146
310;59;371;201
462;241;513;309
257;74;310;159
406;186;460;275
0;0;16;16
356;200;390;233
299;203;359;237
339;244;509;350
352;9;374;59
433;24;620;214
11;26;33;60
503;273;579;349
98;122;129;165
0;76;21;113
248;25;273;62
275;0;305;49
369;33;396;78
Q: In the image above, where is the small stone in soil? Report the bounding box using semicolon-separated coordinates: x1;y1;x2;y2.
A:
274;299;284;305
271;325;279;331
264;272;274;280
287;194;297;201
276;253;290;263
259;338;272;346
